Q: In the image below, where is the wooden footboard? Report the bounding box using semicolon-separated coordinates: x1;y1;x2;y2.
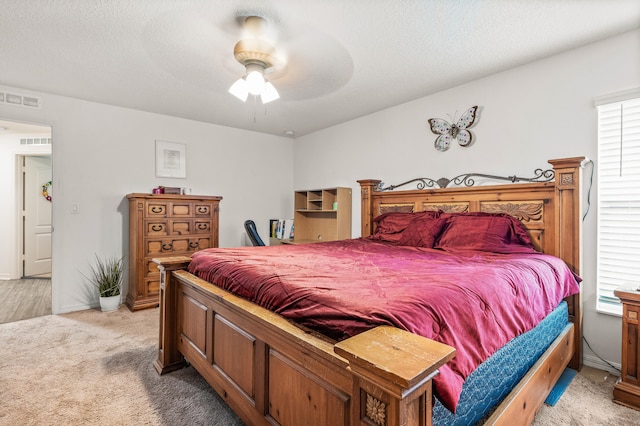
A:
154;256;456;426
155;257;575;426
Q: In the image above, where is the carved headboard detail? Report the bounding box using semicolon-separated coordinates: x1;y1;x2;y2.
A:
379;203;414;214
423;203;469;214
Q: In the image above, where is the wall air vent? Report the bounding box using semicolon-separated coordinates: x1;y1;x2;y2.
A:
0;91;42;109
20;137;51;145
23;96;40;108
6;93;22;105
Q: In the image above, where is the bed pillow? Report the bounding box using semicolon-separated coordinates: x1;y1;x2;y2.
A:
397;215;447;248
434;212;537;253
369;210;440;243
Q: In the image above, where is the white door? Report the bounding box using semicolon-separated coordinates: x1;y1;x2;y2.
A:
24;155;52;277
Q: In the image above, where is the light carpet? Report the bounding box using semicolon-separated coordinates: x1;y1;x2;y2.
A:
1;306;639;425
0;307;242;426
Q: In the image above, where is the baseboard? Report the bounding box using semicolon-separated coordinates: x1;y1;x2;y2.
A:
55;302;95;315
583;353;621;375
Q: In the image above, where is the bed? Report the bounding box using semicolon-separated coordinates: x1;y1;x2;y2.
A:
153;156;584;426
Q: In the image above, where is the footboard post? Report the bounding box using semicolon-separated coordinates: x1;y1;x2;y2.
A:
335;326;455;426
153;256;192;375
549;157;585;371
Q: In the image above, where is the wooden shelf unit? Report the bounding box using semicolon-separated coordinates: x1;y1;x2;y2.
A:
292;187;351;243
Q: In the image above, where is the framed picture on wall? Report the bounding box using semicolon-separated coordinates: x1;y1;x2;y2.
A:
155;140;186;178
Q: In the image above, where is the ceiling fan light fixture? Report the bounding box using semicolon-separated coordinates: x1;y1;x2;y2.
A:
261;81;279;104
245;63;266;95
229;18;281;104
228;77;249;101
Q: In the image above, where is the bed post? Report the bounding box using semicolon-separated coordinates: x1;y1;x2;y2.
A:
358;179;382;237
335;326;455;426
153;256;192;375
549;156;585;371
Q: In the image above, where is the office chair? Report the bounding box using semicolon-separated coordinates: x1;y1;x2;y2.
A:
244;220;266;246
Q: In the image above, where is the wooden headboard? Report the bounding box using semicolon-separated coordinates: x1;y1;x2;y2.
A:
358;156;585;369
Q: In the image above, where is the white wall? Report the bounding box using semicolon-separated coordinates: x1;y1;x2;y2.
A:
0;132;51;280
294;30;640;371
0;87;294;314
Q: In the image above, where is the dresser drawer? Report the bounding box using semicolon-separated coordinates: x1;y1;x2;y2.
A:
129;274;160;299
147;219;212;236
146;201;169;217
145;277;160;297
192;236;212;250
169;219;193;235
194;220;212;234
146;237;211;255
146;220;168;236
145;258;161;277
170;202;192;217
194;203;214;217
169;219;212;235
146;237;191;255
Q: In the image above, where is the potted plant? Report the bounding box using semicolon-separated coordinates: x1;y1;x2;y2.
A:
84;255;125;312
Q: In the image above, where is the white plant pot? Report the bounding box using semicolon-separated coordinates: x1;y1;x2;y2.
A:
99;295;121;312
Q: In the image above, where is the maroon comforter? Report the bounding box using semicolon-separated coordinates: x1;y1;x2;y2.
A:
188;238;580;412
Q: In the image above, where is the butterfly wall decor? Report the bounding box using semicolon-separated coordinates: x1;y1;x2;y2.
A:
428;106;479;152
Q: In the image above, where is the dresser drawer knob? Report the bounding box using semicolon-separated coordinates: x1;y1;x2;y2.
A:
197;206;209;214
151;206;164;214
152;224;163;231
189;242;200;249
197;223;208;230
162;243;173;251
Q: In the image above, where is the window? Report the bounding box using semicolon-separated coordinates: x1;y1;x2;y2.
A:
596;89;640;315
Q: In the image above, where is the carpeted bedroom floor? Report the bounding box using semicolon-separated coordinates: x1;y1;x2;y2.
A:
0;306;639;425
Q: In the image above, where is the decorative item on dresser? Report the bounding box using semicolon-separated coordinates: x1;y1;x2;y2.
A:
613;288;640;410
125;193;221;311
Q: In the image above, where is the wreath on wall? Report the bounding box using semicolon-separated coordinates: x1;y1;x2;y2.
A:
42;181;52;202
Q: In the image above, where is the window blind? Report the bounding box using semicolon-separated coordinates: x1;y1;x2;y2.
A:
596;92;640;315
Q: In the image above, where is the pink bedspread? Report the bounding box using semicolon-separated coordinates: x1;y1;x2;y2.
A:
188;238;580;412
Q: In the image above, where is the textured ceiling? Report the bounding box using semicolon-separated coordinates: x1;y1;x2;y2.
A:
1;1;639;137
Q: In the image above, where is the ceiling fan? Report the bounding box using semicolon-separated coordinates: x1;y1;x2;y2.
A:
140;7;354;105
228;16;282;104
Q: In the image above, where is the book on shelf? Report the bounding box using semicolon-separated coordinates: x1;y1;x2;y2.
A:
270;218;294;240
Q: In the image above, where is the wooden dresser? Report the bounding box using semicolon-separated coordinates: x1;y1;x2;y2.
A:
126;193;222;311
613;288;640;410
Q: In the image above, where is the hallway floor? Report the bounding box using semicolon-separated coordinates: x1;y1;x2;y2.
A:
0;278;51;324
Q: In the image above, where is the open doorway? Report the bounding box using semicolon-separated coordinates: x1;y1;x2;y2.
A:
0;119;52;324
